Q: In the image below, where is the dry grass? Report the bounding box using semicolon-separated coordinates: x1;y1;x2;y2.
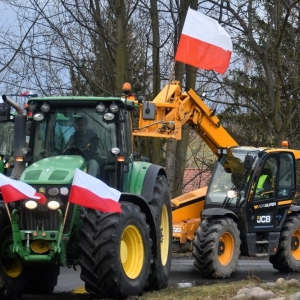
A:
133;279;299;300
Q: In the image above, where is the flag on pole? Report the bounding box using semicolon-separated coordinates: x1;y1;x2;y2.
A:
69;169;121;213
0;173;46;204
18;91;29;97
175;8;232;74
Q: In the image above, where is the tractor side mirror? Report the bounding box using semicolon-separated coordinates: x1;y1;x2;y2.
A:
244;154;254;169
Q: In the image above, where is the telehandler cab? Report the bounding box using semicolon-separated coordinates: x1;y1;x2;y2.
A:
0;90;172;299
133;80;300;278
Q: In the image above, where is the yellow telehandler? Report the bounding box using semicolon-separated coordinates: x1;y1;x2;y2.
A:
134;80;300;278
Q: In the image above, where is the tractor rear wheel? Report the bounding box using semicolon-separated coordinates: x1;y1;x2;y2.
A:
147;175;172;290
192;217;240;278
0;210;27;299
269;214;300;272
78;202;151;299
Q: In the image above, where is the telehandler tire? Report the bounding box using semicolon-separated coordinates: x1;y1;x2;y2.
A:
192;217;240;278
78;202;151;299
269;214;300;272
146;175;172;290
0;209;27;299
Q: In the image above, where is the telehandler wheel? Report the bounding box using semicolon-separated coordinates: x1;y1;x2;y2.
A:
0;210;27;299
192;217;240;278
24;265;60;294
78;202;151;299
146;175;172;290
269;214;300;272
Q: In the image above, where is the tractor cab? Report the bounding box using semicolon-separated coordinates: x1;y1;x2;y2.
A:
23;96;136;190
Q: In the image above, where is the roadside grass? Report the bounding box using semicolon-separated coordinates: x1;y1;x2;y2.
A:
136;279;300;300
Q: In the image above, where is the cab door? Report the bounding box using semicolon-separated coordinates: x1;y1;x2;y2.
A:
246;152;296;233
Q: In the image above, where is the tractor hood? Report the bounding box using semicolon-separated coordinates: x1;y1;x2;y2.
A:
20;155;85;185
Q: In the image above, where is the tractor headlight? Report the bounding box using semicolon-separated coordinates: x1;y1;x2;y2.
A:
96;102;106;113
33;112;44;121
41;102;50;113
104;112;115;121
60;187;69;195
47;200;60;210
25;200;38;210
48;187;59;196
109;102;119;113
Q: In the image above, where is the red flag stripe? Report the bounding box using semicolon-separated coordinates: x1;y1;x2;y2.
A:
69;185;121;213
1;184;46;204
175;34;231;74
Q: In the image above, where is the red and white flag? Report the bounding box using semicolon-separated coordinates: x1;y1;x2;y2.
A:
69;169;121;213
0;173;46;204
175;8;232;74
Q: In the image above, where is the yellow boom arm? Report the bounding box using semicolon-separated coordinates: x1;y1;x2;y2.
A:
133;81;238;156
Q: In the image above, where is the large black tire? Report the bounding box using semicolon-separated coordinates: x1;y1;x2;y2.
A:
78;202;151;299
24;265;60;294
192;217;240;278
146;175;172;290
0;209;27;299
269;214;300;272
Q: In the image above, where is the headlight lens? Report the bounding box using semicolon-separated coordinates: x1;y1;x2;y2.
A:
60;187;69;195
33;113;44;121
109;102;119;113
25;200;38;210
96;102;106;113
47;201;60;210
104;112;114;121
48;187;59;196
41;102;50;113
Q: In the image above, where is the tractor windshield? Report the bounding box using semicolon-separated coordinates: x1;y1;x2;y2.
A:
206;148;257;206
30;107;132;186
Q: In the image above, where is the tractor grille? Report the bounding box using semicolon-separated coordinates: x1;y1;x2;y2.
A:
19;196;69;231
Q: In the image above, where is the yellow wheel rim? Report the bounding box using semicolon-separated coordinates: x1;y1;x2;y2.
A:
3;257;23;278
1;226;23;278
291;228;300;260
160;204;169;266
218;232;234;266
120;225;144;279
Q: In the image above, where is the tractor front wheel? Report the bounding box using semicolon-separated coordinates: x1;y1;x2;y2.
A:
192;217;240;278
78;202;151;299
0;210;27;299
269;214;300;272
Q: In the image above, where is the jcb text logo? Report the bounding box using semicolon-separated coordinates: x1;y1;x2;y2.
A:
257;215;271;223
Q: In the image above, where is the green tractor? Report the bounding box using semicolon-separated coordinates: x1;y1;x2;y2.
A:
0;93;172;299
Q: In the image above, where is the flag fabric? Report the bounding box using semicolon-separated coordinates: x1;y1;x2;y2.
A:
18;91;29;97
69;169;121;213
175;8;232;74
0;173;46;204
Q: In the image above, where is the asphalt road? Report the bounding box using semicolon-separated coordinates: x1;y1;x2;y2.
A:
22;258;300;299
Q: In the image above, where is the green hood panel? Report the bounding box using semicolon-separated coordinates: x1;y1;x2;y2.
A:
21;155;86;184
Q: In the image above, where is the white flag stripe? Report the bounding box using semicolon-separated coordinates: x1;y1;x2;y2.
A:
182;8;232;51
73;169;121;202
0;173;40;199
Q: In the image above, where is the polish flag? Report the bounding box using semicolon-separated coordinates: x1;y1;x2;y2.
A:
0;173;46;204
175;8;232;74
69;169;121;213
